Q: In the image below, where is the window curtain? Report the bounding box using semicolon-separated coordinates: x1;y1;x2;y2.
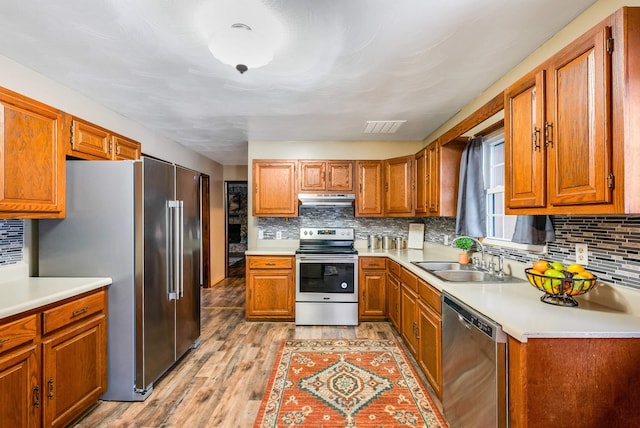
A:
512;215;555;245
455;137;486;237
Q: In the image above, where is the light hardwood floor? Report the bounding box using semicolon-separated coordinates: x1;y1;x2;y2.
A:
73;260;442;427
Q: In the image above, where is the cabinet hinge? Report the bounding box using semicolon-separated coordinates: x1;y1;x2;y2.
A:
70;122;75;147
607;173;615;189
606;37;614;55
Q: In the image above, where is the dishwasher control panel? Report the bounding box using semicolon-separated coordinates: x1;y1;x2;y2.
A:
442;293;506;342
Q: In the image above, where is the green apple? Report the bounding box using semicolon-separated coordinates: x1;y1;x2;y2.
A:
543;269;564;294
550;261;566;272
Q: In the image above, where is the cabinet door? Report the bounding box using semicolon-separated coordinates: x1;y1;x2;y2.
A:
547;24;613;206
427;143;440;214
384;155;414;216
70;118;112;160
299;161;326;192
400;284;418;357
0;345;40;428
246;269;295;320
358;269;386;321
386;273;401;331
113;135;141;160
505;70;547;209
0;88;65;218
252;160;298;217
414;148;427;215
418;300;442;399
355;160;383;217
42;316;107;428
327;161;354;191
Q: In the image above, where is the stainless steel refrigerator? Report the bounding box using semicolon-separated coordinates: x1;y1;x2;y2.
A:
38;157;201;401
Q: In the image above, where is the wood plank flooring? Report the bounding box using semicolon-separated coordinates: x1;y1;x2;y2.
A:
73;259;443;427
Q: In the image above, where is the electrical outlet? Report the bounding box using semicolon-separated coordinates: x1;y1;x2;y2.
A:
575;243;588;265
258;229;264;240
276;231;282;239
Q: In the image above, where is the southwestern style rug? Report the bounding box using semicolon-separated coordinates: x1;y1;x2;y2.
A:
254;339;446;427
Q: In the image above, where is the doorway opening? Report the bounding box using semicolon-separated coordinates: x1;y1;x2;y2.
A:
225;181;247;277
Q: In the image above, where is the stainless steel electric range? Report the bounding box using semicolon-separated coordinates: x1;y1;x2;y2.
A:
295;227;358;325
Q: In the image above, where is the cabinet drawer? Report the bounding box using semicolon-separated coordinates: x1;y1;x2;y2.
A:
42;290;106;335
400;267;418;292
361;257;386;269
387;260;401;277
418;278;441;314
248;256;293;270
0;315;38;354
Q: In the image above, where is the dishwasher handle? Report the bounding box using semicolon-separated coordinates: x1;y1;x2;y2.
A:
443;293;506;343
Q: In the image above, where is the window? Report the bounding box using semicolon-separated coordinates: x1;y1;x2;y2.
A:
482;130;516;240
481;129;547;253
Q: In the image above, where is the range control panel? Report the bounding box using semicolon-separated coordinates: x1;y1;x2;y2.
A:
299;227;354;240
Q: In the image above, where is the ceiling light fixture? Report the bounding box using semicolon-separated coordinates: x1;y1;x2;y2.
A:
204;0;285;74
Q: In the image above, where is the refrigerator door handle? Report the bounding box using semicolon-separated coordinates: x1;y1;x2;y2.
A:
178;200;184;298
167;200;179;300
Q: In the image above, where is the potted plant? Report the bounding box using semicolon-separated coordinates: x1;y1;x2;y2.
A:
454;237;473;264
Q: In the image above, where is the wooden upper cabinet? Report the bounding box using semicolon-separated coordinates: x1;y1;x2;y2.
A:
384;155;414;216
253;160;298;217
546;23;612;207
0;87;66;219
69;117;141;161
414;148;427;215
505;69;547;209
415;140;465;217
299;160;353;192
503;9;640;215
355;160;383;217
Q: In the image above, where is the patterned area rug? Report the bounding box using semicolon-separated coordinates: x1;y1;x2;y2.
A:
254;339;446;427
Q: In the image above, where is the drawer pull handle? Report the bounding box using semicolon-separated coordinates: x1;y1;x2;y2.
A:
265;263;275;266
72;306;89;317
0;338;8;345
48;378;54;400
33;385;40;408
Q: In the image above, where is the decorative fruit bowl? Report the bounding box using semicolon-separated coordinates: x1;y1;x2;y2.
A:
525;268;598;307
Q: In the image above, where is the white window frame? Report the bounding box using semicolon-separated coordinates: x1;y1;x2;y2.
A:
480;129;547;254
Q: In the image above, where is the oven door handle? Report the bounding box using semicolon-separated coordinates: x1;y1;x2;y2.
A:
296;255;358;262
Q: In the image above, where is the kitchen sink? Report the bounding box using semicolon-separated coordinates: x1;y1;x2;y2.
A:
411;261;523;283
412;261;478;272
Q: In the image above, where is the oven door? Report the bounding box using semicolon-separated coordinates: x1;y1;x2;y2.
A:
296;254;358;302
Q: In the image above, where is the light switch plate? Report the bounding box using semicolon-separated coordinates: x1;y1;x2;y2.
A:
258;229;264;239
576;243;588;265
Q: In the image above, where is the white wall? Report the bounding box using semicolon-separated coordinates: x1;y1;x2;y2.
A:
0;54;226;284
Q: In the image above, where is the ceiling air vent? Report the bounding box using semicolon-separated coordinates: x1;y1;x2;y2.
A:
362;120;406;134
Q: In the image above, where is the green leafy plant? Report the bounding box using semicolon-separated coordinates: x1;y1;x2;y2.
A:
454;237;473;252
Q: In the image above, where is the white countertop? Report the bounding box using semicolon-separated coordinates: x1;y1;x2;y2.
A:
0;271;112;320
247;241;640;342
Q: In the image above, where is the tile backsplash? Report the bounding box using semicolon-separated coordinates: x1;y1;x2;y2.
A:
3;213;640;290
258;208;640;290
0;219;24;266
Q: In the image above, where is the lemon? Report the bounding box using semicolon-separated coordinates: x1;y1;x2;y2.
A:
566;263;586;273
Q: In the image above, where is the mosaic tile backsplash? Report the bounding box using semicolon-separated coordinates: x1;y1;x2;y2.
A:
0;220;24;266
2;214;640;290
258;208;640;290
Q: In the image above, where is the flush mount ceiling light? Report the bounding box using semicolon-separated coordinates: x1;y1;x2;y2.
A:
203;0;285;74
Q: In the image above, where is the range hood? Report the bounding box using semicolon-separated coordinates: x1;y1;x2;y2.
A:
298;193;356;207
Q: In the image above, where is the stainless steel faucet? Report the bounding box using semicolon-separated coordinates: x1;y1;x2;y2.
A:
451;236;485;267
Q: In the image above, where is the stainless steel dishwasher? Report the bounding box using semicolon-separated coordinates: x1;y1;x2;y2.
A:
442;293;508;427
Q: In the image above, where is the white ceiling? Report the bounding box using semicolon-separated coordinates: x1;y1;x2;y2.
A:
0;0;597;165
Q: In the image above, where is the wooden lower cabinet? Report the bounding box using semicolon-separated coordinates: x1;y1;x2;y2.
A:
417;300;442;399
400;283;419;357
386;263;401;331
358;258;386;321
246;256;295;320
509;336;640;427
0;288;107;428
